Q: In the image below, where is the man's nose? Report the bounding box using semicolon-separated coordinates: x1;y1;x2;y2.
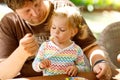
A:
31;9;39;16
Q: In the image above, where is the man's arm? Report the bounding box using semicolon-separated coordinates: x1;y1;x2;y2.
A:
0;34;38;79
84;44;106;66
0;47;29;79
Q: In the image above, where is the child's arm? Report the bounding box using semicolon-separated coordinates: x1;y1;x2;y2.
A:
32;42;46;72
75;48;90;72
66;46;90;76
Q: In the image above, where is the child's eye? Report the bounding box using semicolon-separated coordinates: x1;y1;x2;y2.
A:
60;29;66;32
51;26;56;29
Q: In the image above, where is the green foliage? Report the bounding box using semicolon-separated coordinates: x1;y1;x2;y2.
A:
70;0;120;11
70;0;93;6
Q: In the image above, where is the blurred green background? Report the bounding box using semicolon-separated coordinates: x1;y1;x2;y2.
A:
70;0;120;12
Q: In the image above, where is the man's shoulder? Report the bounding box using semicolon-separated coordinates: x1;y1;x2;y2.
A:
0;12;21;23
3;12;18;18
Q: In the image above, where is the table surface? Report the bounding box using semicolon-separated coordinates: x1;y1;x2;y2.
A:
10;72;98;80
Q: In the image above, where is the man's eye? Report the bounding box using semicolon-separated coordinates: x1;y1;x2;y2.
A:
34;3;39;7
25;9;30;13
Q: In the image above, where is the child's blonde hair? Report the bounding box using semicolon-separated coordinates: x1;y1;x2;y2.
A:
48;6;88;39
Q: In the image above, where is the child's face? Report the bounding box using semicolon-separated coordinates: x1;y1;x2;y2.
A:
50;16;76;43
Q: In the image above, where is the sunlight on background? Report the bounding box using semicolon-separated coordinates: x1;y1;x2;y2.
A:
0;4;12;20
70;0;120;12
82;11;120;35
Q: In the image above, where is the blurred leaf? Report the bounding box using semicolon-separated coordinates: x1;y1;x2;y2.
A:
70;0;120;11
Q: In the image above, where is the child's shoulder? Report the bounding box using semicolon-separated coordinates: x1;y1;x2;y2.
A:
73;42;82;49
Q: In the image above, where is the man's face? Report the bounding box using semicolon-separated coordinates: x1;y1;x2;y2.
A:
15;0;47;25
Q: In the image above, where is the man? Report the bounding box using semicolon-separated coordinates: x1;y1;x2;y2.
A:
0;0;112;79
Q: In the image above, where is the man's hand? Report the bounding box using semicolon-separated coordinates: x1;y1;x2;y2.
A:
19;33;39;57
93;62;112;80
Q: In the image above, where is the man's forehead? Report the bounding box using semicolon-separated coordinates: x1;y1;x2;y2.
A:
23;0;40;7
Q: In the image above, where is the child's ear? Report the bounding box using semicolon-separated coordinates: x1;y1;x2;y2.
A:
71;28;78;37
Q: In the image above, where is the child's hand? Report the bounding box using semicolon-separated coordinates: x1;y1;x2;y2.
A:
65;66;78;77
40;59;51;69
